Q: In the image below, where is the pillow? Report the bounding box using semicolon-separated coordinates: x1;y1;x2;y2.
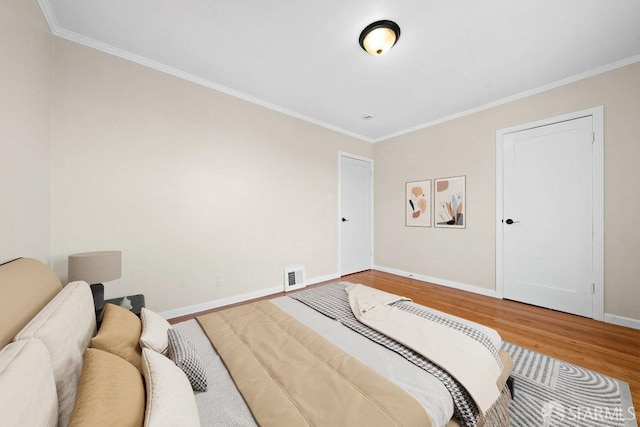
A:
140;307;172;355
90;303;143;372
14;280;96;427
69;348;145;427
167;328;208;391
142;348;200;427
0;339;58;427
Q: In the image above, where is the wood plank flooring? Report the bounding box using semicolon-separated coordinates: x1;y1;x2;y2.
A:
169;269;640;422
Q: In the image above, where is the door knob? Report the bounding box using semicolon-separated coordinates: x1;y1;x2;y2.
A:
342;218;349;222
505;218;520;225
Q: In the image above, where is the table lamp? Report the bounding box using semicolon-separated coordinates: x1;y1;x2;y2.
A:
68;251;131;309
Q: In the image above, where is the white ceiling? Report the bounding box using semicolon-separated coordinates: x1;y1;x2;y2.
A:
40;0;640;142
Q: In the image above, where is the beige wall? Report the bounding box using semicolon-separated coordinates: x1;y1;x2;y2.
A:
0;0;52;264
4;0;637;322
51;38;372;312
374;62;640;321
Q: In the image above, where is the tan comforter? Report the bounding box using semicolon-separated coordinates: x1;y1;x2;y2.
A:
198;300;432;427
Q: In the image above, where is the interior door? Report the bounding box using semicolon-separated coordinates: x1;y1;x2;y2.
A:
339;155;372;276
502;116;593;317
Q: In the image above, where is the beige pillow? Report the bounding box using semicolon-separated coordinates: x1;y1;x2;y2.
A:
69;348;145;427
14;281;96;427
90;303;143;372
139;307;171;355
0;339;58;427
141;348;200;427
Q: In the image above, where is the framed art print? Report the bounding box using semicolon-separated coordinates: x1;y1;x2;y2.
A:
406;180;431;227
434;176;465;228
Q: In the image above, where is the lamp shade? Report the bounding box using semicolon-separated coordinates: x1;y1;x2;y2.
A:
359;20;401;56
68;251;122;284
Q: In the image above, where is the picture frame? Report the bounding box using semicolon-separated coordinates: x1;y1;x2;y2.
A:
405;180;431;227
434;176;465;228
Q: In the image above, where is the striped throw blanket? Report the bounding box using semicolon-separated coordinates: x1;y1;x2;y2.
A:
289;282;505;427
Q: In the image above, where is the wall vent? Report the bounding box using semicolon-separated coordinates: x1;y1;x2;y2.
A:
284;266;305;292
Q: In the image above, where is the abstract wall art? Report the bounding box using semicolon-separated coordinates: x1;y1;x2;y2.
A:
434;175;465;228
406;180;431;227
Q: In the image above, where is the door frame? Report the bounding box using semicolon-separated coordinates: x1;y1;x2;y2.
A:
495;106;604;321
338;152;374;276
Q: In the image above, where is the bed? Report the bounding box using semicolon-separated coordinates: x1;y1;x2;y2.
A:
0;258;513;427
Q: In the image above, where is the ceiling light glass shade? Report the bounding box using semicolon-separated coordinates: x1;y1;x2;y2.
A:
359;20;400;56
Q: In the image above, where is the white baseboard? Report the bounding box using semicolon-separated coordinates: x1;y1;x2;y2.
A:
159;268;639;330
159;285;282;319
302;272;341;288
159;272;340;320
375;266;640;329
603;313;640;330
373;265;496;298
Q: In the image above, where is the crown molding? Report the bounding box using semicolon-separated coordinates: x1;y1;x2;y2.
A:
57;28;374;143
37;0;60;33
373;54;640;143
36;1;639;145
36;2;373;143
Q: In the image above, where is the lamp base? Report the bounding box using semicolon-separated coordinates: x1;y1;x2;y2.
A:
119;296;133;310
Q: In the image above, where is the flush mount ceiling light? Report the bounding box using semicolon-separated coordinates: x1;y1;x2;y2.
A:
359;20;401;56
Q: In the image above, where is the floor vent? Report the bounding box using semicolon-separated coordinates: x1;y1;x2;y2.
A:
284;266;305;292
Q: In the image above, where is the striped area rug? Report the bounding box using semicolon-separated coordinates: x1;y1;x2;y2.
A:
502;342;637;427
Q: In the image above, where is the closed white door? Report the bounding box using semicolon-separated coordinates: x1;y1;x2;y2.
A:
339;155;372;276
502;116;593;317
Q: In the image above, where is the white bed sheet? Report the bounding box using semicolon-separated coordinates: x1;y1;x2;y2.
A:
174;295;503;427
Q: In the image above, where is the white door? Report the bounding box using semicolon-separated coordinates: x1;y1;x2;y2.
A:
339;155;372;276
502;116;593;317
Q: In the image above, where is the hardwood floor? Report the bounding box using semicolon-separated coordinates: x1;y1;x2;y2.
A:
170;269;640;421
